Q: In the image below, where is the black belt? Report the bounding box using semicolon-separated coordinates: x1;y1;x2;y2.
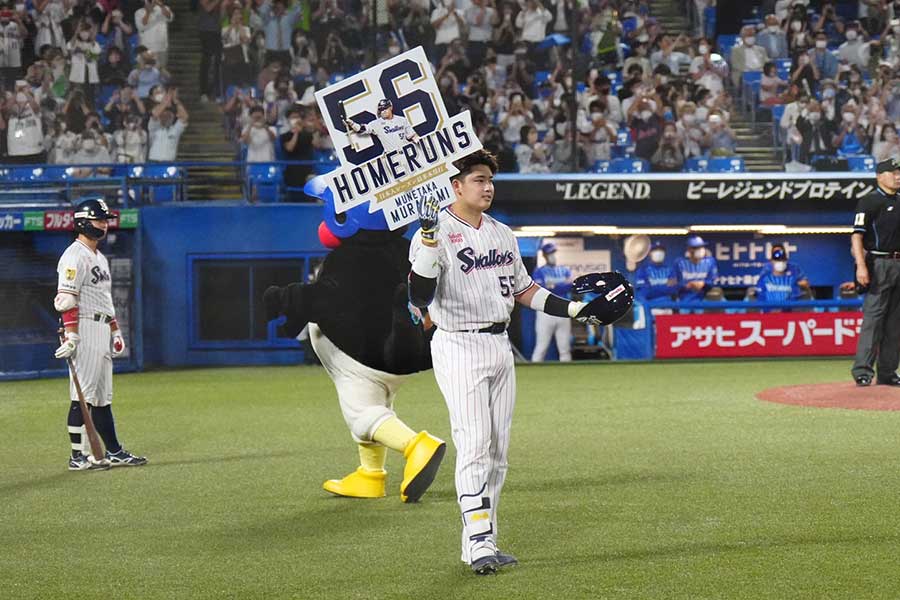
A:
447;323;508;334
871;251;900;259
92;313;114;323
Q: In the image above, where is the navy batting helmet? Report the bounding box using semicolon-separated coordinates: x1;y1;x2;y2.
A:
377;98;393;116
572;271;634;326
73;198;111;240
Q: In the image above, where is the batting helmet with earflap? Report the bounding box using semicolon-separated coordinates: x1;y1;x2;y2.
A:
73;198;111;240
377;98;393;117
572;271;634;326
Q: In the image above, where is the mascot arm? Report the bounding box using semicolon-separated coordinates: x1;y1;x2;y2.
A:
263;282;323;338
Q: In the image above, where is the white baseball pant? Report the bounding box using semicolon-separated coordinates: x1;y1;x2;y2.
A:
531;312;573;362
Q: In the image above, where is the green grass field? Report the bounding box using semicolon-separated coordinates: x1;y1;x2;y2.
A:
3;359;900;599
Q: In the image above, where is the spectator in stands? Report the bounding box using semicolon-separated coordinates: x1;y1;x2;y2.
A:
100;46;130;87
258;0;302;68
509;44;536;92
516;124;550;173
70;129;113;175
265;74;296;133
257;59;283;97
34;0;68;52
280;105;316;194
872;122;900;161
757;14;789;59
148;88;187;161
760;61;789;105
585;74;623;126
731;26;768;88
795;99;837;164
249;30;268;78
675;235;719;302
839;22;869;70
197;0;223;104
499;92;533;146
0;10;26;92
809;31;839;80
67;23;102;103
786;11;812;59
860;0;887;35
652;34;691;75
690;38;728;98
104;84;145;131
320;31;349;73
650;121;684;172
814;2;843;44
790;52;819;96
47;120;77;163
464;0;495;67
135;0;173;69
883;18;900;65
128;51;167;99
549;116;587;172
705;111;736;156
623;41;652;81
677;101;704;158
222;6;252;90
113;114;147;163
592;6;622;68
437;40;471;84
627;95;664;161
5;87;45;163
241;105;276;162
289;30;316;81
584;100;617;163
833;102;868;155
516;0;553;63
100;8;134;52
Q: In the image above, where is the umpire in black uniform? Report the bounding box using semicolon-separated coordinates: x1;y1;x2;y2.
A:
851;157;900;386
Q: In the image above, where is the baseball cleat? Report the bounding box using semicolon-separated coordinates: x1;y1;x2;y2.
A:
105;449;148;467
400;431;446;503
68;454;110;471
323;467;386;498
470;555;499;575
855;374;873;387
496;551;518;568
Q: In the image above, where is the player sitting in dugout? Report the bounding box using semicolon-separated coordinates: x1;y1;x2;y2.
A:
674;235;722;301
746;244;812;302
634;240;678;301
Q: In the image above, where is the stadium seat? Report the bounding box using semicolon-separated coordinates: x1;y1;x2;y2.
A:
717;34;739;60
591;160;610;173
313;149;339;174
706;156;746;173
247;163;284;203
846;155;875;172
609;158;649;173
130;164;183;203
771;104;786;152
742;71;762;109
683;157;708;173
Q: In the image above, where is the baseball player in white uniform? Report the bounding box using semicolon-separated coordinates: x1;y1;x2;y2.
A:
408;150;601;575
344;98;418;153
531;242;574;362
55;198;147;471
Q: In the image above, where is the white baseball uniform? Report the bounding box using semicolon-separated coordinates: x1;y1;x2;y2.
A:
359;114;417;153
409;207;534;563
531;263;574;362
57;239;116;408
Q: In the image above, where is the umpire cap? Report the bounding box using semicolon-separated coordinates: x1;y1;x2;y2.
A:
876;157;900;173
73;197;111;240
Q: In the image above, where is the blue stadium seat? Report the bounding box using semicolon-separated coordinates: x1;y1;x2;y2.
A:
771;103;786;149
313;149;339;174
609;158;649;173
26;166;75;181
847;155;875;172
591;160;610;173
718;34;739;61
247;163;284;203
129;164;183;203
707;156;746;173
683;157;708;173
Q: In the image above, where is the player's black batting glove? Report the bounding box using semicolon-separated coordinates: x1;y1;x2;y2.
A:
416;196;440;247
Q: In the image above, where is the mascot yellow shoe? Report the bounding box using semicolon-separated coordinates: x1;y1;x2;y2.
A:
400;431;447;503
323;467;387;498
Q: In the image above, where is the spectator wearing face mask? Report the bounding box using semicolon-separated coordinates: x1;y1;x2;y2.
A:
651;35;690;75
240;105;276;162
585;75;623;126
675;235;719;302
431;0;464;63
689;38;729;97
873;122;900;161
582;101;617;163
786;13;811;59
5;88;45;163
0;10;25;91
677;101;704;158
135;0;173;69
499;93;533;146
731;26;769;88
47;120;78;164
280;106;318;194
624;42;652;80
795;99;837;164
839;22;870;70
128;52;168;99
635;241;678;302
71;129;113;176
113;114;148;163
34;0;68;52
808;31;839;79
832;103;868;155
757;14;789;59
704;111;736;156
790;51;819;96
650;121;684;172
882;18;900;65
148;88;188;161
515;124;550;173
105;84;145;131
747;245;809;302
67;24;102;98
627;96;664;161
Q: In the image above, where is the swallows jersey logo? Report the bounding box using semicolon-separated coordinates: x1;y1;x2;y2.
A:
457;247;515;274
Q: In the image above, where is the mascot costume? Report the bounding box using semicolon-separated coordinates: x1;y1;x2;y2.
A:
264;178;445;503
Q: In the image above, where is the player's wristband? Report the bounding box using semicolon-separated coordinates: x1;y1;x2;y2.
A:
62;307;79;327
412;244;440;278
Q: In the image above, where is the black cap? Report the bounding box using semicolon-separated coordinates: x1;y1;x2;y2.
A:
876;157;900;174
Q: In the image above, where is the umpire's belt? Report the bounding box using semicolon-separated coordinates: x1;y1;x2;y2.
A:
870;251;900;259
466;323;507;334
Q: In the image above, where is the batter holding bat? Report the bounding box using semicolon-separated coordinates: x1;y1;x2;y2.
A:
55;198;147;471
408;150;633;574
343;98;419;153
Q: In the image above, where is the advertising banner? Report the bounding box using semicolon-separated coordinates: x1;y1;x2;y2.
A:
655;311;862;358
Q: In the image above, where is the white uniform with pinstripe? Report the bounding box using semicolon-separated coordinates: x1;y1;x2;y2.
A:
57;240;116;408
410;207;534;563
